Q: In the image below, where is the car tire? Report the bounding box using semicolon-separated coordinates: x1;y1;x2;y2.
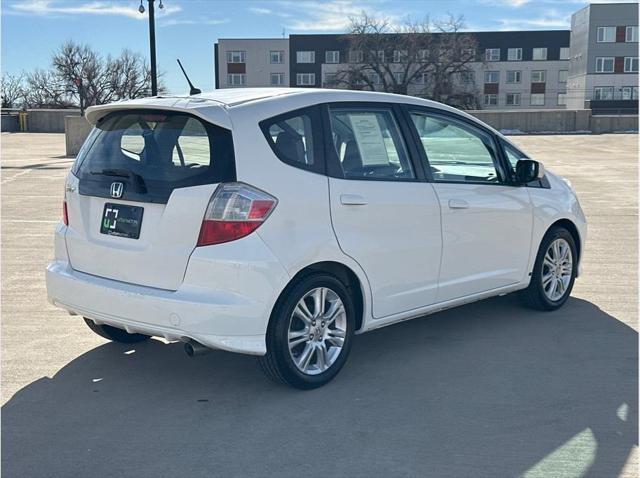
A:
83;317;151;343
520;226;578;311
259;273;356;390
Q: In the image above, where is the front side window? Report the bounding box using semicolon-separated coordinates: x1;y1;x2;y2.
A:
328;107;415;181
596;57;615;73
560;47;570;60
506;70;521;83
260;108;319;172
627;26;639;42
557;93;567;106
485;49;500;61
503;142;528;171
270;50;284;64
558;70;568;83
506;93;521;106
532;48;547;60
484;71;499;83
530;93;545;106
227;74;246;86
624;57;638;72
325;50;340;63
226;51;246;63
296;51;315;63
75;111;235;203
410;111;503;184
270;73;285;86
594;86;614;100
296;73;316;86
597;26;616;42
484;94;498;106
507;48;522;61
531;70;546;83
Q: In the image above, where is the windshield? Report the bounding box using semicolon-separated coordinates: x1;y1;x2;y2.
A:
74;110;235;203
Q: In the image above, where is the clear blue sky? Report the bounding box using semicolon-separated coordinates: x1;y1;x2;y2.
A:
1;0;634;94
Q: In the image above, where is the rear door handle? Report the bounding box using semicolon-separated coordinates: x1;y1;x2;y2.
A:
340;194;368;206
448;199;469;209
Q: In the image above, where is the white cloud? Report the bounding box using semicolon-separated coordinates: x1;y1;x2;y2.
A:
497;11;571;30
11;0;181;20
248;7;273;15
159;17;229;27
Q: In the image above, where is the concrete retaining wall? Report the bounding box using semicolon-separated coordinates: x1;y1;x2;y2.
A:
27;109;81;133
64;115;93;157
467;109;636;134
1;114;19;132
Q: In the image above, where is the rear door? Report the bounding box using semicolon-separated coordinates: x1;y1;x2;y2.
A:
406;108;533;302
64;109;235;290
325;103;442;319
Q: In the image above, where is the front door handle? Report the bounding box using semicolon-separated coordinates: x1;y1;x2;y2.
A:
448;199;469;209
340;194;368;206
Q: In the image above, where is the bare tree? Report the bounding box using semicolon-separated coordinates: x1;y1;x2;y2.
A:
24;69;74;108
1;73;27;109
326;14;481;108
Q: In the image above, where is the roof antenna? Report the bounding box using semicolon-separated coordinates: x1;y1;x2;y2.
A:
176;59;201;95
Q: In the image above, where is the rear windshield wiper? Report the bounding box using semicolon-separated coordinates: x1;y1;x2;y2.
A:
90;168;147;193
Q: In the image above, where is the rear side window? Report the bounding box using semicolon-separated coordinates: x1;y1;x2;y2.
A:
260;107;323;173
75;111;235;203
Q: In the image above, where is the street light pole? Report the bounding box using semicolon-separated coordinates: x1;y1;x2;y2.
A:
148;0;157;96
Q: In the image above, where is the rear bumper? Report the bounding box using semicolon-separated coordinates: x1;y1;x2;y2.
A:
46;247;289;355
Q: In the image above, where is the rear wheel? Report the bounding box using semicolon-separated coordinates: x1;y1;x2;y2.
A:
83;317;151;343
259;273;355;390
520;227;577;311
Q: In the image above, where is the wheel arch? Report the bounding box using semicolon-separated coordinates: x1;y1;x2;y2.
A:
548;218;582;263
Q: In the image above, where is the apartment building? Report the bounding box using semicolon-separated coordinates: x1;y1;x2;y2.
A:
566;3;638;110
214;38;289;88
213;3;638;111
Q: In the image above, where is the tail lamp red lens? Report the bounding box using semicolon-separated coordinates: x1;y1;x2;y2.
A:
197;183;277;246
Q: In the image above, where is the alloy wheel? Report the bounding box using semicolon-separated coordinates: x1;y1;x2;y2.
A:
542;238;573;301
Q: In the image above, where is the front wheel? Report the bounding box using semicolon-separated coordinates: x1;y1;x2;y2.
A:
520;227;577;311
259;273;355;389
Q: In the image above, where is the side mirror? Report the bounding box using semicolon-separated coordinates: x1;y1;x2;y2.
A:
516;159;545;184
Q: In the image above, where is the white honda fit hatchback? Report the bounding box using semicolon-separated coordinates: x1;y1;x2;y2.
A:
46;88;586;389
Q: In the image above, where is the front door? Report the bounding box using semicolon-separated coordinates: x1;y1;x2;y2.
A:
325;104;442;319
406;109;533;302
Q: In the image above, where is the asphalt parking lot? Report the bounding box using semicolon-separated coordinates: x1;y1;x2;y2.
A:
1;132;637;477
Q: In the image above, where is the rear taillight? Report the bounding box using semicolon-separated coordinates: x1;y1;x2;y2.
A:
197;183;277;246
62;201;69;226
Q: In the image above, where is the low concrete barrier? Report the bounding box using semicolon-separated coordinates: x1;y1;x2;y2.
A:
64;115;93;157
468;109;636;134
1;114;19;132
27;109;81;133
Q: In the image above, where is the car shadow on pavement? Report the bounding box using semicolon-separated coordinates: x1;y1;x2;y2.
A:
2;296;637;478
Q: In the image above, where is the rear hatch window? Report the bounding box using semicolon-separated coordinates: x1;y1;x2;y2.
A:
74;110;236;203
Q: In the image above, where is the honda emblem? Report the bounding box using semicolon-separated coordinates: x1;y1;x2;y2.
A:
110;182;124;199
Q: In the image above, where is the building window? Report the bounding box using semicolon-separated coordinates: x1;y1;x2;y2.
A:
507;48;522;61
393;50;408;63
557;93;567;106
595;57;615;73
325;50;340;64
621;86;639;100
375;50;385;62
560;47;570;60
594;86;614;100
505;93;521;106
270;51;284;64
485;48;500;61
296;51;315;63
366;72;381;84
461;48;475;60
626;26;639;42
624;57;638;72
558;70;568;83
348;50;363;63
597;26;616;42
418;50;428;61
532;48;547;60
226;51;246;63
531;70;546;83
506;71;521;83
484;71;499;83
323;73;337;86
393;71;405;83
459;71;474;83
296;73;316;86
270;73;285;86
227;74;246;86
530;93;545;106
483;94;498;106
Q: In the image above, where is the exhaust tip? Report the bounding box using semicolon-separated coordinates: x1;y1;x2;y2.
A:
184;340;209;357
